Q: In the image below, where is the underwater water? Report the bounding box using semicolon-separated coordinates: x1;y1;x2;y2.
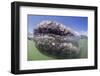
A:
27;37;88;61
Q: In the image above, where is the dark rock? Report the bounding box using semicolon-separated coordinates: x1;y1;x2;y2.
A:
33;20;80;59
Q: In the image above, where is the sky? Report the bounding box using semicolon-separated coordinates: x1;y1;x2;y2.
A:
28;15;88;36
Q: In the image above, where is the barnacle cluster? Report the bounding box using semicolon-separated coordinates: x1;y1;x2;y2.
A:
33;20;80;59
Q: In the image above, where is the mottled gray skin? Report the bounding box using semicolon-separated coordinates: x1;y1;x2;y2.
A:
33;20;80;59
